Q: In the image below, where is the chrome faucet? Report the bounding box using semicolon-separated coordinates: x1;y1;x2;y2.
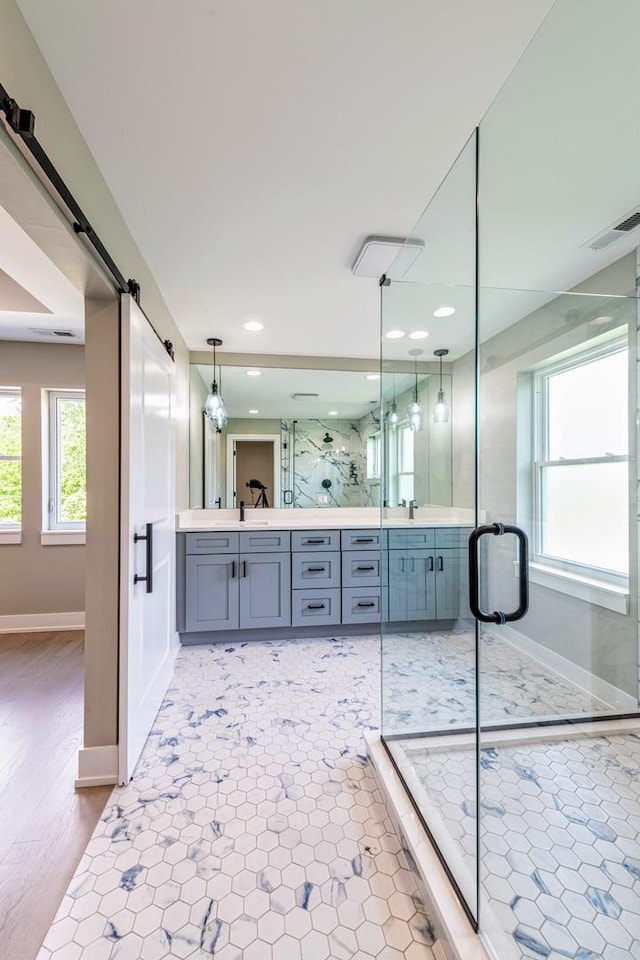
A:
239;500;245;522
400;498;416;520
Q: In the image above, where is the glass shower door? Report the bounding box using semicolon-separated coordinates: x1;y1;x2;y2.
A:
380;130;480;922
475;285;639;959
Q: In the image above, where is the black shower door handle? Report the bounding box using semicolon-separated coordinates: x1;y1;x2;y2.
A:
469;523;528;624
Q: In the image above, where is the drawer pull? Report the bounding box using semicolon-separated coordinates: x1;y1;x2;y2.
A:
438;555;444;572
356;565;375;571
307;566;326;573
354;537;374;543
357;601;376;608
307;603;326;610
231;560;236;578
428;556;434;572
305;538;326;544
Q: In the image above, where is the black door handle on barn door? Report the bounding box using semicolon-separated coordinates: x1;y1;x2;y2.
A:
133;522;153;593
469;523;528;624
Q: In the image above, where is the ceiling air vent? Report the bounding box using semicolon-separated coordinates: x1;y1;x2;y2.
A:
29;328;77;338
292;393;319;400
583;205;640;252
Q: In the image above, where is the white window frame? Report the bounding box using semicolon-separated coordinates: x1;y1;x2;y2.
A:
366;432;381;482
532;336;628;589
0;386;22;537
387;419;415;506
45;389;86;532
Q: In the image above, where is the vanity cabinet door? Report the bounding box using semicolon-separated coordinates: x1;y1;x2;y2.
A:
387;549;437;621
239;553;291;629
387;551;408;621
405;549;437;620
185;555;239;632
435;549;470;620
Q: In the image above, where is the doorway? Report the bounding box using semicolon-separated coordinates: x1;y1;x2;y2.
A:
226;434;280;509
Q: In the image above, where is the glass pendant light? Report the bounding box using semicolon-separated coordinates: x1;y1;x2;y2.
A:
389;374;398;428
408;348;423;432
204;337;228;433
433;348;450;423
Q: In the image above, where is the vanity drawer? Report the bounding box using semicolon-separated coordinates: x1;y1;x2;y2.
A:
387;528;436;550
341;529;382;550
435;527;473;548
239;529;290;553
292;552;341;589
342;588;381;624
292;589;341;626
342;551;381;588
185;532;239;555
291;530;340;551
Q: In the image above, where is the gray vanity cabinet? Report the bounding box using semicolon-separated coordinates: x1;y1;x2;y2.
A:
388;549;437;621
386;527;472;622
239;553;291;629
340;530;381;624
183;530;291;633
291;533;341;626
185;554;240;631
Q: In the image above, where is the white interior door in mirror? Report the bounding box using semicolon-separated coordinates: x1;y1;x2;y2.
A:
119;295;176;784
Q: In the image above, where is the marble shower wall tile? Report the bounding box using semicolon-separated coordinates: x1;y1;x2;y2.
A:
281;418;380;509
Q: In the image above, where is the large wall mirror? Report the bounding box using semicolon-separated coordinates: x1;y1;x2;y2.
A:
188;358;452;510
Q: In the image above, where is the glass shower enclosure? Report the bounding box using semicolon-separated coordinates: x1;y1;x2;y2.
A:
379;3;640;957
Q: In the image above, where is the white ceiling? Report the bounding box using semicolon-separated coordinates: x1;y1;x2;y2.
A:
0;203;85;342
16;0;555;360
195;364;423;420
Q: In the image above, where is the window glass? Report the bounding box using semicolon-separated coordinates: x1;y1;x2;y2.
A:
547;349;627;460
541;461;628;575
49;392;86;528
0;389;21;525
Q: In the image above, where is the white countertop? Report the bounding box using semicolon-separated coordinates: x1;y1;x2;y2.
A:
176;507;476;532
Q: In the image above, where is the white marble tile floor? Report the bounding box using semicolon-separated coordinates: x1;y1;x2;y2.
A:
37;636;437;960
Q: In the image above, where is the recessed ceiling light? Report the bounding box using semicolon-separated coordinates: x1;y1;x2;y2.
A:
328;410;338;416
243;320;264;331
409;330;429;340
385;330;405;339
365;373;380;381
249;408;259;414
591;315;613;325
433;306;455;318
246;369;262;377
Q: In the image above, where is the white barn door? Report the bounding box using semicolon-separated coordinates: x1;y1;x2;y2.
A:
119;295;176;783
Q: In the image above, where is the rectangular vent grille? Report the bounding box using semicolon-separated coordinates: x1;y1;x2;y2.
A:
613;211;640;232
29;328;77;338
584;205;640;252
292;393;319;400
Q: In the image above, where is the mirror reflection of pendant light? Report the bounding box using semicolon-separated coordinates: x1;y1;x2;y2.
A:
408;348;423;432
433;348;450;423
389;373;398;428
204;337;228;433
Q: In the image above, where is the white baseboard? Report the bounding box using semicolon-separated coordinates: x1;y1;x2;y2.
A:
76;744;118;789
0;611;85;634
497;624;638;714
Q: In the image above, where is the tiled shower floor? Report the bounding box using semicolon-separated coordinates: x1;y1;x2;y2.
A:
37;637;438;960
395;727;640;960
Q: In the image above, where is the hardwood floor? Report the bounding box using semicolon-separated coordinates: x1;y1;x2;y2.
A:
0;631;111;960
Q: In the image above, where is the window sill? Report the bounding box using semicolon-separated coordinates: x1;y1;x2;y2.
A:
0;530;22;545
40;530;86;546
516;560;628;615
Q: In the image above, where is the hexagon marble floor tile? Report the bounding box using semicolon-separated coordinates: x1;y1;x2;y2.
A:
37;636;440;960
